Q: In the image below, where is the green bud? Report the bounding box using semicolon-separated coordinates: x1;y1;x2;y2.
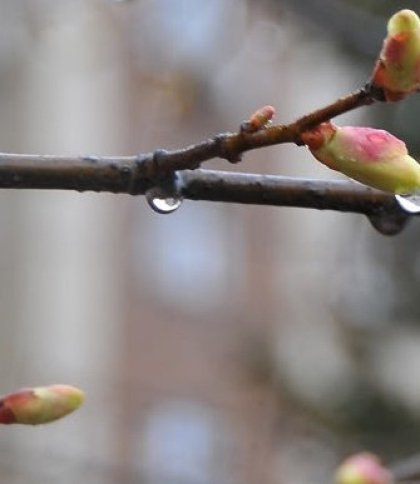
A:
372;9;420;101
302;122;420;194
0;384;84;425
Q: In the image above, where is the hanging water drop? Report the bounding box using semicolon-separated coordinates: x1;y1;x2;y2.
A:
368;211;409;236
147;193;183;214
145;182;183;214
395;193;420;214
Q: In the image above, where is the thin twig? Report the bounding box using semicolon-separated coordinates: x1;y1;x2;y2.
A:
131;87;375;170
0;86;378;191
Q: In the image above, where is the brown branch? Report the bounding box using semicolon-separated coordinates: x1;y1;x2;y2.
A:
130;86;376;170
180;170;410;236
0;149;409;234
181;169;390;214
0;86;377;188
0;85;395;231
0;152;391;210
0;83;379;192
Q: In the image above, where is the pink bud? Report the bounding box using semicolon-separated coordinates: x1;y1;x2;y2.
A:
335;453;392;484
241;105;276;133
0;384;84;425
371;9;420;101
301;121;420;194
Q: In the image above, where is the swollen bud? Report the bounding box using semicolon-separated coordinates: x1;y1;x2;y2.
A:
241;105;276;133
0;384;84;425
371;9;420;101
301;122;420;194
335;453;392;484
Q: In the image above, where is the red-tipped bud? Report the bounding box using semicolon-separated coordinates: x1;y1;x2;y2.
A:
335;453;393;484
0;384;84;425
301;121;420;194
371;9;420;101
241;105;276;133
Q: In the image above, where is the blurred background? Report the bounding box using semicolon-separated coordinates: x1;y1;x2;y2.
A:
0;0;419;483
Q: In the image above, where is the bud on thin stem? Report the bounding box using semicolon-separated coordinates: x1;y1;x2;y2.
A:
241;105;276;133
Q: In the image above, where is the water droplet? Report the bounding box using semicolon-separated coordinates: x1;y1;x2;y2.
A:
395;193;420;214
368;211;409;236
148;196;182;214
145;186;183;214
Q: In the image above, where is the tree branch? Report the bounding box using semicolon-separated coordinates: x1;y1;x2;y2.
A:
0;152;391;210
181;169;390;214
0;85;398;232
181;170;411;236
0;85;378;189
0;149;410;234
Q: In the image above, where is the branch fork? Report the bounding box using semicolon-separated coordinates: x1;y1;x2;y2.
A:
0;10;418;238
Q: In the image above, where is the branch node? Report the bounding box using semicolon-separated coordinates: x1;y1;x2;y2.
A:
364;81;386;102
152;148;170;177
134;154;149;170
214;134;242;164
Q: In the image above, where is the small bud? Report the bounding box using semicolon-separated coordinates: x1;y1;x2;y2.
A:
335;453;392;484
371;9;420;101
241;105;276;133
0;384;84;425
301;121;420;194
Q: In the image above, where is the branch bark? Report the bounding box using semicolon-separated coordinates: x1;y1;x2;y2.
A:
0;152;394;211
0;85;403;234
0;149;409;234
0;86;378;191
181;169;392;214
181;170;411;236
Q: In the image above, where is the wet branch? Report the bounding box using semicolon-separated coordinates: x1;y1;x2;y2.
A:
0;149;410;234
180;169;391;214
0;86;379;193
0;84;401;233
132;87;375;170
181;170;410;236
0;152;391;210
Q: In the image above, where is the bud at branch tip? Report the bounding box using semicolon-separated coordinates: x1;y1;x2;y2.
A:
371;9;420;101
